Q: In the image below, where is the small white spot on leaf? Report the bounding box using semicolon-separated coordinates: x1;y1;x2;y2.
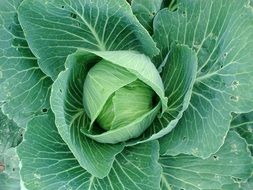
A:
6;92;11;98
34;173;41;179
191;148;199;155
231;80;240;90
214;174;221;181
230;144;238;154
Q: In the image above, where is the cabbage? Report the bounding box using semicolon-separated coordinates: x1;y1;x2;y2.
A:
0;0;253;189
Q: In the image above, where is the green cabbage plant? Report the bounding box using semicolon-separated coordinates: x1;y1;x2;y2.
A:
1;0;253;189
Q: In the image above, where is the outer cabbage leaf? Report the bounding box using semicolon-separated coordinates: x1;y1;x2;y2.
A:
0;110;22;190
231;112;253;129
0;110;23;153
156;0;253;158
131;0;163;33
231;111;253;155
17;112;161;190
160;131;253;190
222;176;253;190
0;0;52;127
50;51;124;178
0;148;20;190
18;0;159;79
242;178;253;190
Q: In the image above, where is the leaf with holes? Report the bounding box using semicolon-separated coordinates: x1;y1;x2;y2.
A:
131;0;163;33
18;0;159;79
127;44;197;146
0;110;22;190
0;148;20;190
0;0;52;127
156;0;253;158
231;111;253;155
17;112;161;190
160;131;253;190
1;0;253;189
